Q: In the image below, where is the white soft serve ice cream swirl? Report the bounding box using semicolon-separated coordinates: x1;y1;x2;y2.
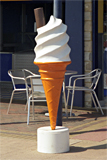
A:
34;15;71;62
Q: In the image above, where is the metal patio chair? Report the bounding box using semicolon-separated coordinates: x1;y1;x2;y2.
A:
7;69;35;114
65;69;104;117
62;70;78;118
26;75;46;125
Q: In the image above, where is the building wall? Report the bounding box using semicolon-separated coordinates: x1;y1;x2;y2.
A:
1;0;105;107
65;0;84;107
84;0;92;108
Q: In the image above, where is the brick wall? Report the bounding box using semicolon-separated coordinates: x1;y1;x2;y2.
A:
84;0;92;108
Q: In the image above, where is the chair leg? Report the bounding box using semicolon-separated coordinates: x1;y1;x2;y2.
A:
7;90;15;114
32;100;35;120
25;89;29;111
91;92;99;112
66;89;70;119
93;91;104;115
27;98;30;125
70;89;75;117
63;82;68;118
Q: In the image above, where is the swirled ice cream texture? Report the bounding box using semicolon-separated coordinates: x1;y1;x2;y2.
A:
34;15;71;62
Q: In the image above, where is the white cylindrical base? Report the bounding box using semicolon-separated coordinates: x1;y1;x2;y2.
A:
37;126;69;153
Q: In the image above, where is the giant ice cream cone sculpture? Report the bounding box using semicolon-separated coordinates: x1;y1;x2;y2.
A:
34;9;71;130
34;61;70;130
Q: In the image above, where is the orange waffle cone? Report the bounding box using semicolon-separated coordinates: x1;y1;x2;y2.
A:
34;61;71;130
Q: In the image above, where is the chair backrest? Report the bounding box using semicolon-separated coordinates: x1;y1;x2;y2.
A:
8;69;27;89
89;69;101;90
29;76;45;98
31;77;44;92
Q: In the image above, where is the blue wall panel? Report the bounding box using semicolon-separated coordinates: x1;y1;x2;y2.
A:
0;53;12;81
65;0;84;107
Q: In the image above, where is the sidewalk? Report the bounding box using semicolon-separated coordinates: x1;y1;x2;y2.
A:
0;102;107;160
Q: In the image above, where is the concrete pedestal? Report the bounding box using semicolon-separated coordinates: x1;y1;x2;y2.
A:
37;126;69;153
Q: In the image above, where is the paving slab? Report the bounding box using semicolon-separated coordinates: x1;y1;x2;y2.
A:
0;102;107;160
0;136;107;160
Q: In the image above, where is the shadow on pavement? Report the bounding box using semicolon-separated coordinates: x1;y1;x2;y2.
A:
69;128;107;136
0;120;50;125
69;144;107;153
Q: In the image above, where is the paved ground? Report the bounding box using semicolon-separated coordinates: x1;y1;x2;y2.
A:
0;102;107;160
